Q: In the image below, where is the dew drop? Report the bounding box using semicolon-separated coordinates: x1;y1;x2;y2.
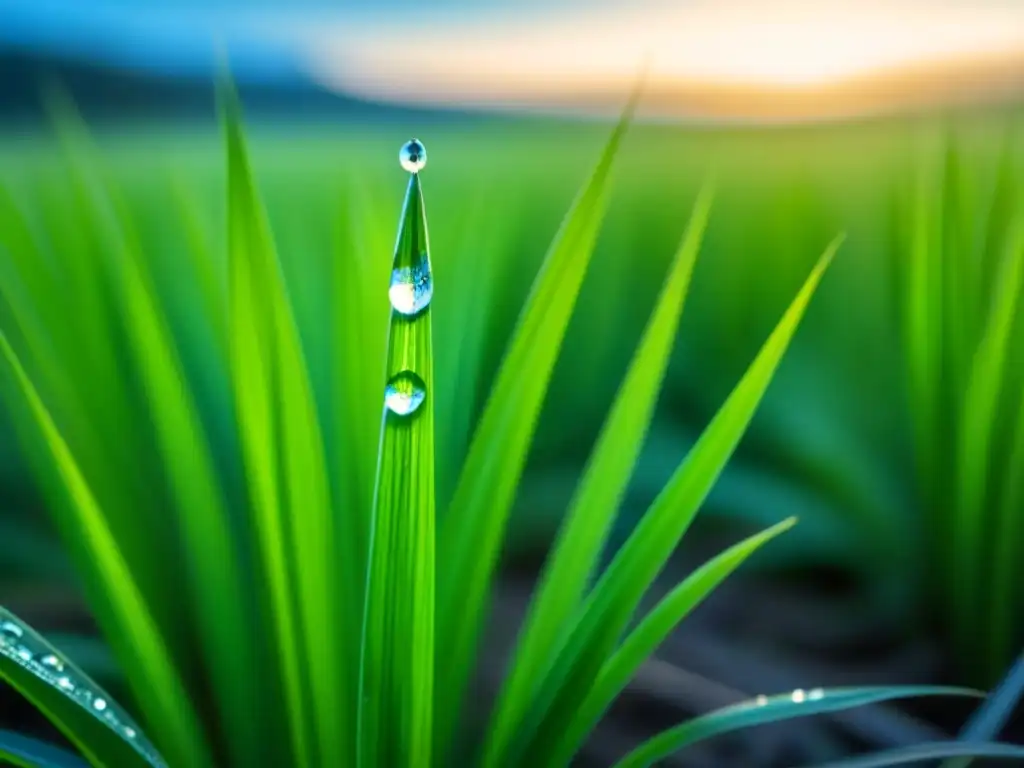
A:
0;620;23;639
41;654;64;671
389;262;433;316
807;688;824;701
755;694;768;706
124;727;137;739
384;370;427;416
57;676;75;691
399;138;427;173
93;698;108;712
15;646;33;662
791;689;806;703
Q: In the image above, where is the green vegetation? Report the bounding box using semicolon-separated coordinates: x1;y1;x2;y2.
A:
0;91;1022;766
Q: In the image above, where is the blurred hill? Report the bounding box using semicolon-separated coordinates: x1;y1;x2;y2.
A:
0;45;471;126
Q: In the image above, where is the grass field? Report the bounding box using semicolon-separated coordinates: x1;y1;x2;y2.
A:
0;101;1022;765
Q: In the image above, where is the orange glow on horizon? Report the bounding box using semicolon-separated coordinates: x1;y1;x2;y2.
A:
302;0;1024;119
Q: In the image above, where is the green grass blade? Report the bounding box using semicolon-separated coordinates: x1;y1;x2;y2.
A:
269;178;348;768
953;220;1024;660
222;86;313;767
169;175;228;361
107;192;263;767
358;171;436;768
0;336;209;768
1;609;163;768
810;742;1024;768
991;384;1024;666
614;686;980;768
0;730;90;768
989;251;1024;669
944;653;1024;768
481;185;713;767
521;236;842;762
902;156;944;544
548;517;796;765
435;96;636;759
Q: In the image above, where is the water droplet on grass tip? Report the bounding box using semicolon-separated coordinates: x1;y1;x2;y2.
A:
389;262;433;316
399;139;427;173
385;370;427;416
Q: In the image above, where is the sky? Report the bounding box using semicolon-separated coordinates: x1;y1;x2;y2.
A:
2;0;1024;119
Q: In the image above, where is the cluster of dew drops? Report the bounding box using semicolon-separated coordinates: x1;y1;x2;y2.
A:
384;138;430;418
0;613;167;768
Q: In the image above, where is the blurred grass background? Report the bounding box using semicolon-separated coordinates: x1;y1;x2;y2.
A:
0;104;1020;693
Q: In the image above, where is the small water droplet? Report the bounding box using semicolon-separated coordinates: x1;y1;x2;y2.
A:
389;262;433;316
1;620;23;639
41;654;64;671
399;139;427;173
57;676;75;691
384;370;427;416
93;698;108;712
124;727;137;739
791;689;806;703
15;646;33;662
807;688;824;701
755;694;768;706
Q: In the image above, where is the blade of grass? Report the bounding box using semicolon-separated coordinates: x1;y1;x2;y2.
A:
1;608;163;768
990;378;1024;668
40;92;181;638
481;183;713;767
435;94;637;760
953;219;1024;666
105;184;263;767
521;237;842;764
269;177;348;768
222;86;314;767
614;686;980;768
331;177;390;592
944;653;1024;768
902;152;945;582
547;517;797;766
169;174;228;361
0;333;209;768
0;730;90;768
357;171;435;768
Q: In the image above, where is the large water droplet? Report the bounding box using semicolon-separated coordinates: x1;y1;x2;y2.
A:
399;139;427;173
389;262;433;316
384;371;427;416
